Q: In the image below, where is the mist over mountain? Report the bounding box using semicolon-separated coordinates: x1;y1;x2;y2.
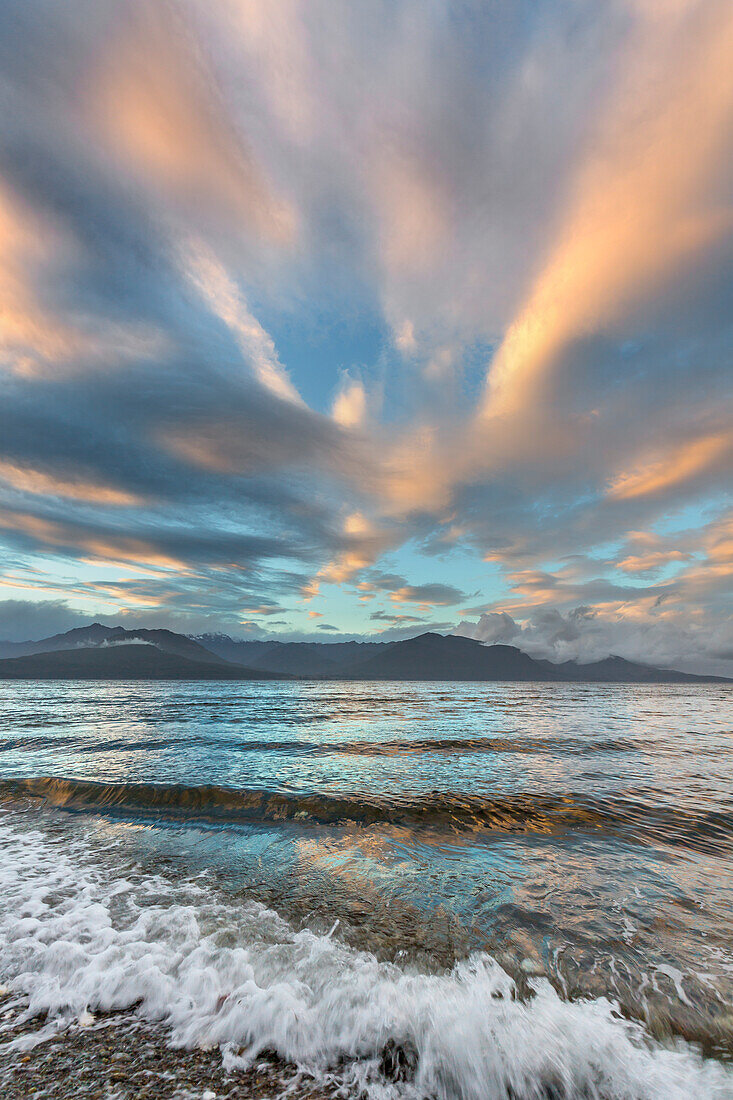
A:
0;624;221;664
0;623;728;682
336;633;726;683
0;644;288;681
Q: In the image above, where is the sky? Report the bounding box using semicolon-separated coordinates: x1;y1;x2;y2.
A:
0;0;732;673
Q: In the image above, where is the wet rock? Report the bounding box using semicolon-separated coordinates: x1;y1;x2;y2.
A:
0;1005;341;1100
378;1038;419;1083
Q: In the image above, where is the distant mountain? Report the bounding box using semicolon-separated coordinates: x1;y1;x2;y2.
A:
0;625;727;682
0;622;112;659
194;634;385;676
342;633;554;680
196;630;727;682
0;623;221;664
340;633;728;682
0;644;289;680
192;634;275;667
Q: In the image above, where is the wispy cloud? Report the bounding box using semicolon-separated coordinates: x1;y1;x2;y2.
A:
0;0;730;667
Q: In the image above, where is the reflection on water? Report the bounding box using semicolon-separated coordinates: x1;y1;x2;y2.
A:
0;679;732;1058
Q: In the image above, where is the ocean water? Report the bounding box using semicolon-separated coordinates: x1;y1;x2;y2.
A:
0;679;732;1099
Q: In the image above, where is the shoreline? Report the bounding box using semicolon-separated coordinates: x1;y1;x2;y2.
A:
0;998;336;1100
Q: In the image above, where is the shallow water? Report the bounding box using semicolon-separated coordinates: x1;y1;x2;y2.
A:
1;679;732;1098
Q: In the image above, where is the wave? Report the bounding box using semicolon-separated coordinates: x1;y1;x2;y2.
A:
0;733;649;756
0;814;730;1100
1;776;731;854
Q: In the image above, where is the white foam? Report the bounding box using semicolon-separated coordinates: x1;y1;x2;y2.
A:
0;813;731;1100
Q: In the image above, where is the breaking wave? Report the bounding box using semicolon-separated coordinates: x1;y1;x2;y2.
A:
0;814;731;1100
1;775;732;855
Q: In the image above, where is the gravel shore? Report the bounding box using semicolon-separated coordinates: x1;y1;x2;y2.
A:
0;996;336;1100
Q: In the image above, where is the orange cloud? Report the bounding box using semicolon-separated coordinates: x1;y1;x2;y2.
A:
0;181;85;375
481;0;733;421
0;461;144;506
705;513;733;564
301;512;394;598
379;426;456;516
92;5;295;244
308;549;374;590
607;432;731;500
332;379;367;429
0;508;185;572
0;178;170;378
617;550;691;574
87;583;167;608
160;431;232;474
387;588;445;608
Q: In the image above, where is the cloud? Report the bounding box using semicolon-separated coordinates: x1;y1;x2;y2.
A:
182;240;301;403
332;377;367;429
0;176;170;379
0;0;730;653
480;0;733;423
394;320;416;356
369;610;428;625
241;599;288;617
606;432;733;501
90;1;296;245
455;604;733;679
454;507;733;673
616;550;692;576
357;573;467;607
0;461;145;506
0;599;90;642
388;583;466;607
455;611;520;646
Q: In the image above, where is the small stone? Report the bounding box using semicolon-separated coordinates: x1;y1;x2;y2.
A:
78;1010;96;1027
202;1091;217;1099
520;957;545;976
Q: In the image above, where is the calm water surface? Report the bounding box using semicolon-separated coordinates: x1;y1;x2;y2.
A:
1;680;732;1099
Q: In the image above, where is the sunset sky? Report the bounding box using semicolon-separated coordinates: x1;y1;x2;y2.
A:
0;0;731;672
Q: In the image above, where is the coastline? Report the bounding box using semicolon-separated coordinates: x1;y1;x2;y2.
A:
0;996;336;1100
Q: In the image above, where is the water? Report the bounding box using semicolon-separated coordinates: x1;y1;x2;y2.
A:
1;679;732;1098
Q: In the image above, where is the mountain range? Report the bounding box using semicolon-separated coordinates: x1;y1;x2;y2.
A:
0;623;728;682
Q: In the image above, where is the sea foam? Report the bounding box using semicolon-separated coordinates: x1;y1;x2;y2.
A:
1;812;731;1100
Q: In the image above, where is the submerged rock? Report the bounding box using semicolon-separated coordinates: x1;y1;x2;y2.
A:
378;1038;419;1083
